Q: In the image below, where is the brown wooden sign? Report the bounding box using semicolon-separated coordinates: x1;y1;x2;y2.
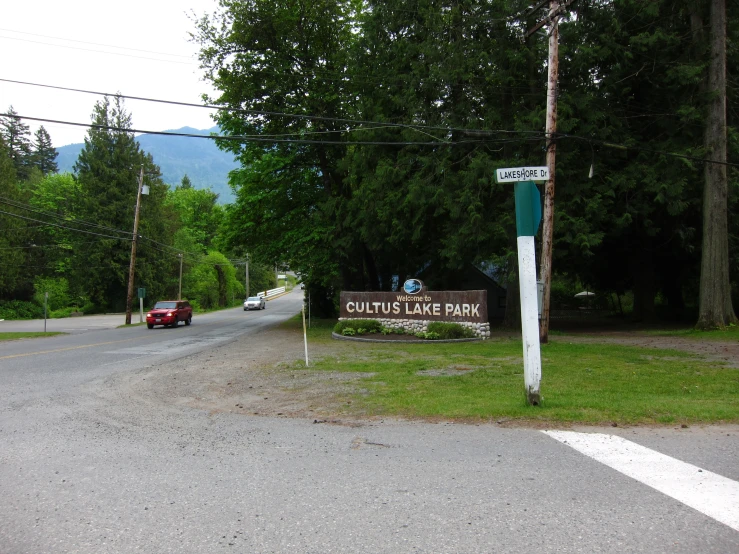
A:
340;290;488;323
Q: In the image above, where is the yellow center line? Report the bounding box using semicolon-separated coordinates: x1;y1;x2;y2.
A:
0;335;154;360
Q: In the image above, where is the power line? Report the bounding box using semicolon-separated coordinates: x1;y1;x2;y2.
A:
0;239;108;251
4;111;735;168
556;133;739;169
0;28;194;59
0;209;133;240
0;196;134;236
0;113;502;146
0;78;544;138
0;36;196;65
0;198;248;266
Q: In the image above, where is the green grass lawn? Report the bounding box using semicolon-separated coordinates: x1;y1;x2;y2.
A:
283;317;739;425
0;332;64;341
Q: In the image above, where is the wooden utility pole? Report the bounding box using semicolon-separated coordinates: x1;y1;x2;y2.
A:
178;253;184;299
527;0;566;344
539;0;559;344
125;165;145;325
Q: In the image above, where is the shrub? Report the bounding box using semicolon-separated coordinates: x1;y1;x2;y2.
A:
50;307;77;318
33;277;71;312
427;322;476;339
79;302;98;314
333;319;383;334
414;331;441;340
0;300;45;320
341;328;356;336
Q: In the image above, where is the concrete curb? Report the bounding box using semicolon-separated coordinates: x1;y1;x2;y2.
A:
331;332;481;344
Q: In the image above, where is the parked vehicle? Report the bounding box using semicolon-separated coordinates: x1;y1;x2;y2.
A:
146;300;192;329
244;296;266;310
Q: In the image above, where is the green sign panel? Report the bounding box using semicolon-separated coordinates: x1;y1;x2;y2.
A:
138;287;146;299
514;181;542;237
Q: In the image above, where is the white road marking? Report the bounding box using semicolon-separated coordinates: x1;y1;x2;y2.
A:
543;430;739;532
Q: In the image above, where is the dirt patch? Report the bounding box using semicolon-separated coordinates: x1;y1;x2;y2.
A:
135;327;368;421
550;332;739;369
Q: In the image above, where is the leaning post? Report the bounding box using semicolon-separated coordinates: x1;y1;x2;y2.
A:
496;167;547;405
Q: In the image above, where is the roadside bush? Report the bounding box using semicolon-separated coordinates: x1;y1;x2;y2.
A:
333;319;383;334
33;276;70;311
341;328;356;336
79;301;98;314
49;307;77;318
427;322;476;339
0;300;44;320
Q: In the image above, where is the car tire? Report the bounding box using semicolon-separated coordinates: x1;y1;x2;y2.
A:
185;316;191;326
147;323;153;329
171;320;178;328
244;308;247;311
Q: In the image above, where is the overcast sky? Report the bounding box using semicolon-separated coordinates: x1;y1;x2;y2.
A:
0;0;221;147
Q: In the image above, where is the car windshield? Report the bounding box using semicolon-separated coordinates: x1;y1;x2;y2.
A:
246;297;261;301
154;302;177;309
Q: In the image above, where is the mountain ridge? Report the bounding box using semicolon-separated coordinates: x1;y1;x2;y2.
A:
56;126;240;203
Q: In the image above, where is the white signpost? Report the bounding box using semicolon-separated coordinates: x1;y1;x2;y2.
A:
495;167;545;405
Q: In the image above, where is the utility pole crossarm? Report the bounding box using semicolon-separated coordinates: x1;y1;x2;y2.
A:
525;0;577;37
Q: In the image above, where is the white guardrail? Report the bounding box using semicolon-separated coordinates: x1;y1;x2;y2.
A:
257;286;286;299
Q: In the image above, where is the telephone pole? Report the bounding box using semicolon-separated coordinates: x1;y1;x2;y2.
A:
539;0;559;344
245;255;250;297
178;253;183;299
527;0;572;344
125;165;145;325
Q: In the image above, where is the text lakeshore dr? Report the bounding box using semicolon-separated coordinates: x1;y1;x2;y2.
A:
340;290;488;323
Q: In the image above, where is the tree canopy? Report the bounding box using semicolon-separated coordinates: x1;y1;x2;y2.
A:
193;0;737;324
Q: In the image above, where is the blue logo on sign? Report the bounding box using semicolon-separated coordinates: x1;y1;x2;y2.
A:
403;279;422;294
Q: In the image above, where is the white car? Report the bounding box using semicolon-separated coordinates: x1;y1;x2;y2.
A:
243;296;266;310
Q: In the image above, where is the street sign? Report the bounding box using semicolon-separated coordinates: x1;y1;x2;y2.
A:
495;166;549;183
138;287;146;299
514;181;542;237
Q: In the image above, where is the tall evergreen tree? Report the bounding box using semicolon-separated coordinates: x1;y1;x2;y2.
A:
697;0;737;328
0;136;30;298
73;96;171;311
32;126;58;175
0;106;32;180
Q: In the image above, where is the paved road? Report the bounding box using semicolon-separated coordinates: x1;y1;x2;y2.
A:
1;289;737;553
0;311;130;334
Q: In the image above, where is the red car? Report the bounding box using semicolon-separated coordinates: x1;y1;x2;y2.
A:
146;300;192;329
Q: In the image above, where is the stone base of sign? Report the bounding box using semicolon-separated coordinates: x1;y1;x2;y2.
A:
338;318;491;339
332;332;481;343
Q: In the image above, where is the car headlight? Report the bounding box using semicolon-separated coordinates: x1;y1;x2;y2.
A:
166;312;174;316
